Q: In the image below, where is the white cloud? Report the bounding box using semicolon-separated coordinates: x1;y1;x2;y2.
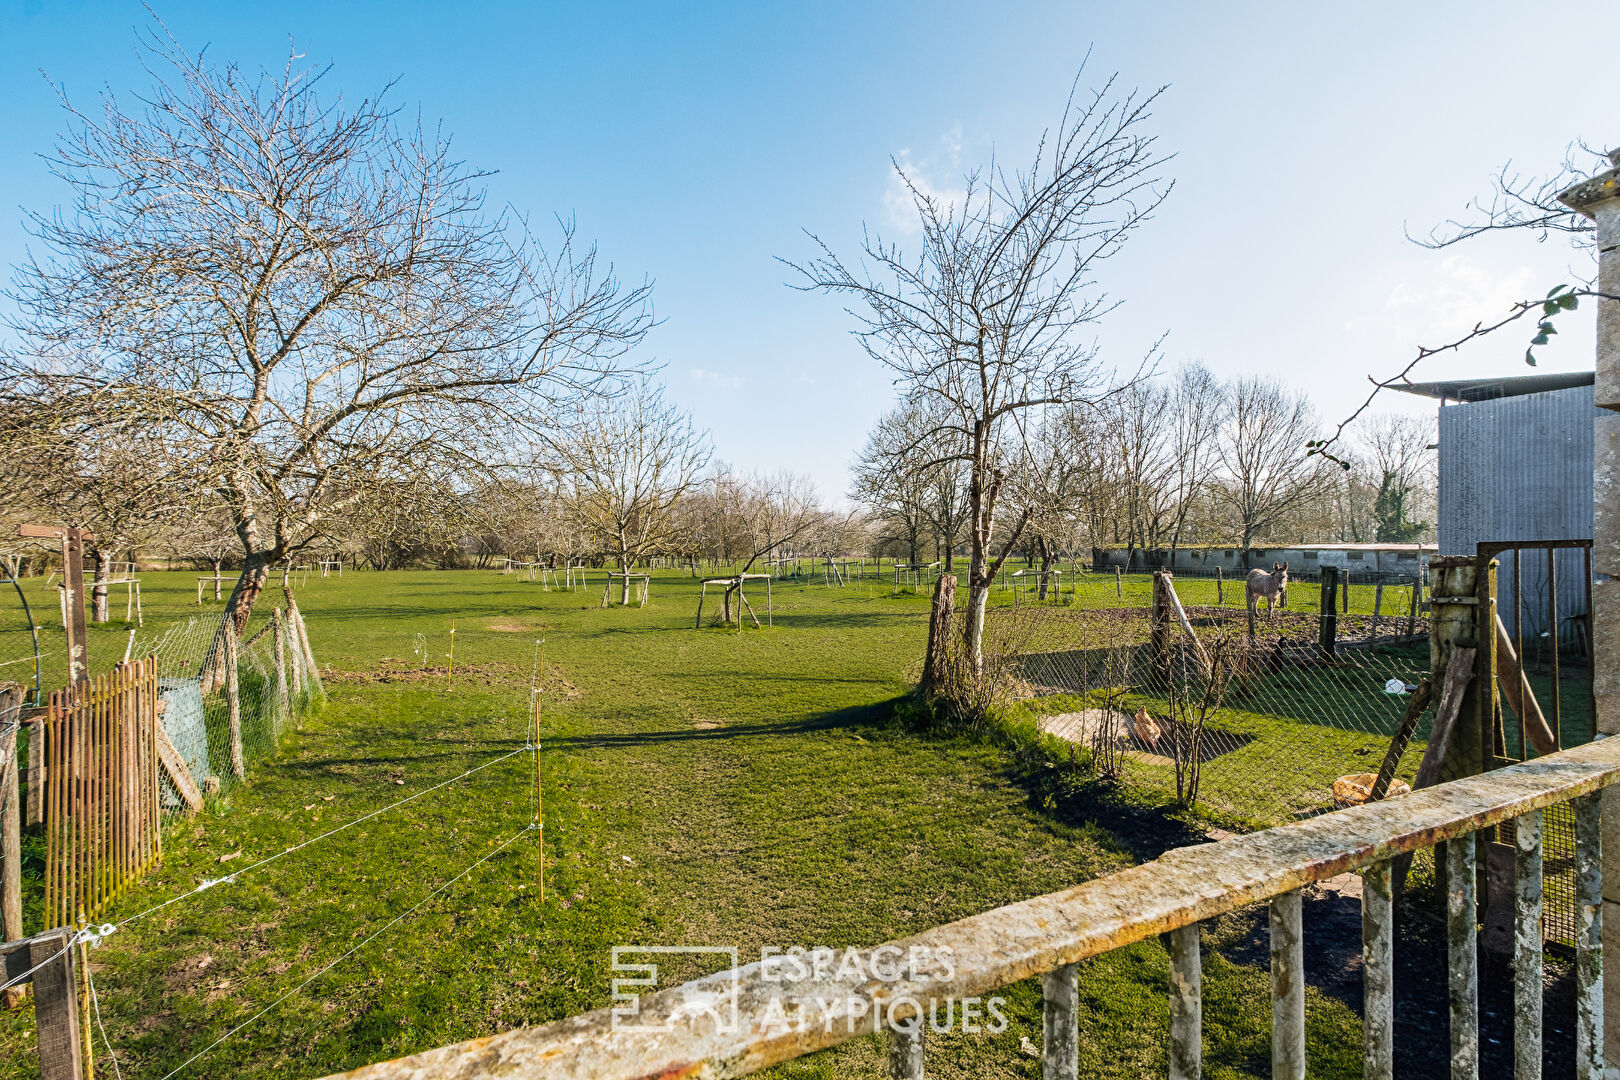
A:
1380;254;1539;330
882;126;969;235
689;367;744;389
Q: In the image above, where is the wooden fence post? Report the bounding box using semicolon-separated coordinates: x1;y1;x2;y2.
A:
1215;565;1224;605
1150;572;1174;688
1;684;22;1010
1406;573;1420;637
1428;555;1489;783
225;624;244;778
1371;581;1385;640
31;929;83;1080
1318;566;1339;658
273;609;290;730
1115;565;1123;598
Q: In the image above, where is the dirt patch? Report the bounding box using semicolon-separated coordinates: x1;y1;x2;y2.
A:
693;719;723;730
487;623;534;633
323;658;527;688
1040;709;1250;763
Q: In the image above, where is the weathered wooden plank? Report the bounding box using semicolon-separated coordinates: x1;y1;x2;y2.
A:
154;722;202;813
1370;678;1434;801
1040;962;1078;1080
1513;810;1542;1080
1362;860;1394;1080
1574;792;1602;1080
1168;924;1201;1080
1494;612;1557;756
1448;836;1479;1080
886;1024;923;1080
30;929;82;1080
1269;891;1305;1080
1415;647;1478;790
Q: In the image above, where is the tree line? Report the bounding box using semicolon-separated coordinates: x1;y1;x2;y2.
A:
852;365;1435;576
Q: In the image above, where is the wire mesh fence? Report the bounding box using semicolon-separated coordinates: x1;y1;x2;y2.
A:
131;608;324;810
979;559;1597;949
994;600;1433;828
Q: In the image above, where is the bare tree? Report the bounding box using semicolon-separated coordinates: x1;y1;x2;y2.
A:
1164;362;1221;554
1357;413;1436;543
1213;376;1333;561
852;401;945;568
554;381;709;603
790;69;1171;669
1412;141;1608;260
4;27;654;637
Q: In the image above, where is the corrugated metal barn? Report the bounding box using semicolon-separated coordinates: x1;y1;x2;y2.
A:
1398;372;1596;639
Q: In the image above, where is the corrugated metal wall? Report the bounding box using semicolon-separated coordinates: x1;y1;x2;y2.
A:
1437;385;1596;637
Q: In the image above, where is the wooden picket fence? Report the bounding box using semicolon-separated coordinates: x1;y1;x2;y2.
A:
40;656;162;929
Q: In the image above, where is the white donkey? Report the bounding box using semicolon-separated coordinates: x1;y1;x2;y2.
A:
1245;561;1289;619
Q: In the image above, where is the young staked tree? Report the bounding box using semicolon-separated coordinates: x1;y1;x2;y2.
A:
554;381;709;603
791;70;1170;668
705;469;828;621
4;28;654;639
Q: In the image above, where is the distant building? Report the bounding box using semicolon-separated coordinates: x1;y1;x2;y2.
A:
1090;543;1433;578
1393;370;1599;638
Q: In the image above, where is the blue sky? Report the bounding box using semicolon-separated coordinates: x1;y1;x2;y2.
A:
3;1;1615;502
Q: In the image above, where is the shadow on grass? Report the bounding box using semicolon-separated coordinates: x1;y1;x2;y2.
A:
544;699;901;751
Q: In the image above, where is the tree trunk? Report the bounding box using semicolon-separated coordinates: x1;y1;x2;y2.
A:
91;552;110;623
1038;538;1055;601
202;551;270;693
921;573;957;693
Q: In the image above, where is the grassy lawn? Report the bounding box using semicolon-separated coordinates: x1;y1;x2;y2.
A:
0;567;1365;1078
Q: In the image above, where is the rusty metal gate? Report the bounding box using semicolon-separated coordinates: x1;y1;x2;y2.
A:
1478;539;1594;948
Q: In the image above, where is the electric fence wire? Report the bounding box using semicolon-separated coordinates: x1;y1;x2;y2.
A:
157;825;531;1080
88;964;125;1080
115;742;533;929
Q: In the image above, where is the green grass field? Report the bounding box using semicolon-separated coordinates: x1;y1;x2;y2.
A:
0;567;1371;1078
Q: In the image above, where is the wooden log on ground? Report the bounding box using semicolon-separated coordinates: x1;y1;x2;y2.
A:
155;722;203;812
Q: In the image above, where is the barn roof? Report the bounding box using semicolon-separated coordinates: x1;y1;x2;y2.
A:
1389;371;1593;403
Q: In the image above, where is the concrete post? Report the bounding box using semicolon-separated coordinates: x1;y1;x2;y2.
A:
1559;149;1620;1068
